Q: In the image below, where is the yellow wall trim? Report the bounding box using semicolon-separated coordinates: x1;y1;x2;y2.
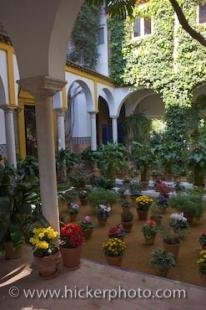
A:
65;65;115;87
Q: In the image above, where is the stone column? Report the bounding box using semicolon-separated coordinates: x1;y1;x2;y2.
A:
90;112;97;151
0;105;17;167
56;109;66;150
112;116;118;144
18;76;66;232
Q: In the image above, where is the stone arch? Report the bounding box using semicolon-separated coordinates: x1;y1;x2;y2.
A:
97;86;115;116
65;79;93;151
0;0;84;80
116;88;164;118
67;79;94;112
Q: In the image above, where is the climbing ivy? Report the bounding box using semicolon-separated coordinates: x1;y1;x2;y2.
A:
68;2;100;70
109;0;206;107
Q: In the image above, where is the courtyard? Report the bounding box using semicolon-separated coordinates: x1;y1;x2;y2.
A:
1;0;206;309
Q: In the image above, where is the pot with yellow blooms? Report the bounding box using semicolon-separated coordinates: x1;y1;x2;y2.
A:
30;226;61;278
136;195;153;221
103;238;126;267
197;250;206;286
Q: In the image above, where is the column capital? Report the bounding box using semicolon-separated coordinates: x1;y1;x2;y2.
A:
110;115;118;119
17;75;66;98
55;108;66;116
0;104;17;112
89;110;98;114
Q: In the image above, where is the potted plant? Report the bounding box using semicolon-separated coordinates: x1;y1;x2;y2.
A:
0;165;42;259
80;216;94;240
151;248;176;277
129;181;141;203
88;188;117;210
157;194;169;214
142;220;158;245
136;195;153;221
96;143;128;179
108;224;125;240
60;223;84;269
68;203;80;222
197;250;206;285
150;204;163;226
162;229;180;260
121;209;134;233
103;238;126;266
169;191;204;224
58;187;78;214
29;226;60;278
96;204;111;225
79;189;88;206
155;181;170;197
199;230;206;250
169;213;188;239
121;201;130;210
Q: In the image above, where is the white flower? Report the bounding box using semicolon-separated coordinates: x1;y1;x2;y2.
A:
99;204;111;213
70;203;80;209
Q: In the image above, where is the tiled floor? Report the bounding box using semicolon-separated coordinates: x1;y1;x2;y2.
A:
0;246;205;310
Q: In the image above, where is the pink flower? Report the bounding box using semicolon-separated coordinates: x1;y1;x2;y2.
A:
84;216;91;223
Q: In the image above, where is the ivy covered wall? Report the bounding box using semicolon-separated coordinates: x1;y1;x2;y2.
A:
67;2;100;70
109;0;206;107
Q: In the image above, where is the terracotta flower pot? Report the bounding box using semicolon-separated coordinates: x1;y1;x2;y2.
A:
137;209;148;221
4;242;22;259
157;267;169;278
83;229;93;240
106;255;123;267
201;244;206;250
144;234;156;245
60;246;81;270
163;241;180;260
121;221;133;233
34;250;61;279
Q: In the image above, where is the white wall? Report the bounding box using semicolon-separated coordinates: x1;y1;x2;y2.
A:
95;6;109;76
0;50;9;104
0;109;6;144
70;88;91;138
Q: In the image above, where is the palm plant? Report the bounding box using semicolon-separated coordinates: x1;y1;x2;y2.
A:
87;0;136;19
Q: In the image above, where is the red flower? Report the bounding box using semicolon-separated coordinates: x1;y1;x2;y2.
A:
60;223;84;248
146;219;156;226
108;224;125;237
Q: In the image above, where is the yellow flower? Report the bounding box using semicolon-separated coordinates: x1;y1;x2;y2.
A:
37;241;49;249
38;233;44;239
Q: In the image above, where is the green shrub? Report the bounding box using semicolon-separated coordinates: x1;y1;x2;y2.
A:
169;192;204;219
88;188;118;208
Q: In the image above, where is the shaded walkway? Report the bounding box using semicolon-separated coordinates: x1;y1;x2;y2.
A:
0;246;205;310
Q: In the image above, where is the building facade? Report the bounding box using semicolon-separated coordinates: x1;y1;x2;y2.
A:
0;3;173;163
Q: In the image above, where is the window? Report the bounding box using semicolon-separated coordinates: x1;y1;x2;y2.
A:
134;18;141;37
133;17;152;38
97;27;104;45
198;4;206;24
